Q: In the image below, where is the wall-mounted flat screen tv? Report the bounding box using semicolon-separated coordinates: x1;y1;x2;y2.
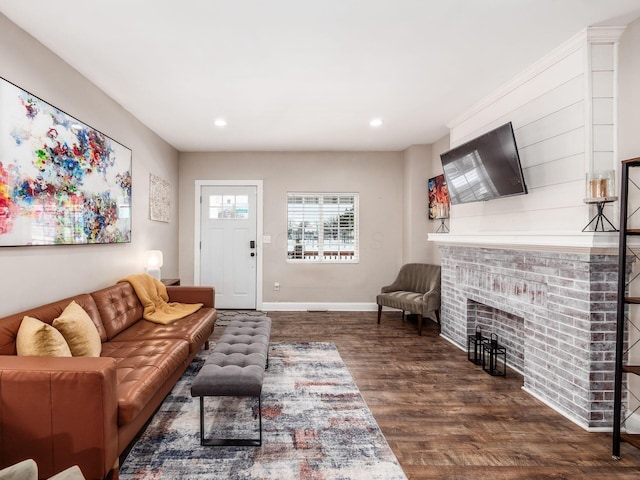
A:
440;122;527;205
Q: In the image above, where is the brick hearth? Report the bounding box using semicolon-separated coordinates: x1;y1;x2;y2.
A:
438;244;618;430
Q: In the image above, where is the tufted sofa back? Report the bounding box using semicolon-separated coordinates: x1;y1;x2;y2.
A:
91;283;144;341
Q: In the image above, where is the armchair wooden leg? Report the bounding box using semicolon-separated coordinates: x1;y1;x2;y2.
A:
435;309;440;324
417;314;423;336
377;304;382;324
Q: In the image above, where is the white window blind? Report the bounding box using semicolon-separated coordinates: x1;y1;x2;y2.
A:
287;193;358;262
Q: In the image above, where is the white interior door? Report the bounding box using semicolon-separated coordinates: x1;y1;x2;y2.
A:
200;185;257;309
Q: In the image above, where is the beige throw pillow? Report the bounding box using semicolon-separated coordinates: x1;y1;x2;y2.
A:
16;316;72;357
53;301;102;357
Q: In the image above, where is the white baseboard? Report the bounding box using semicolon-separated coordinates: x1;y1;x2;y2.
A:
261;302;379;312
521;387;613;432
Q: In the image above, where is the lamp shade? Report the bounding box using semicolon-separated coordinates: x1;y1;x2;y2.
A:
144;250;163;268
144;250;163;279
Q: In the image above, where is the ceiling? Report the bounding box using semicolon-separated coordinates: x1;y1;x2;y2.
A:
1;1;640;152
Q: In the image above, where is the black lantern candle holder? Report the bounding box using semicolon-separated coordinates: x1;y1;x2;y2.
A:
467;326;486;365
482;333;507;377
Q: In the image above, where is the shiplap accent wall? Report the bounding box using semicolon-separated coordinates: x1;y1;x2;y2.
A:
591;42;617;173
443;27;625;245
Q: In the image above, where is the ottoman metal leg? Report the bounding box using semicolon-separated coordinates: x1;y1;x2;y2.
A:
199;396;262;447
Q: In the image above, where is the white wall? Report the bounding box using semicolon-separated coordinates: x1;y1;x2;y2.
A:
619;19;640;161
0;14;180;316
444;28;624;243
617;15;640;434
178;151;404;308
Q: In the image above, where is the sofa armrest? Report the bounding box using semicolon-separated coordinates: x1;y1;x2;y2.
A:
381;279;406;293
422;288;441;311
166;286;215;308
0;356;118;480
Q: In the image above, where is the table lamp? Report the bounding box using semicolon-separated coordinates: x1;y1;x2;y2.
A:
144;250;163;279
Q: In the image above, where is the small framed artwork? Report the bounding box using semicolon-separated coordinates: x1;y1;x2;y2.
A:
428;174;450;219
0;77;132;246
149;174;170;223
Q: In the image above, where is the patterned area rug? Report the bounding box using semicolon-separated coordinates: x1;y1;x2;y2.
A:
120;342;407;480
215;309;268;327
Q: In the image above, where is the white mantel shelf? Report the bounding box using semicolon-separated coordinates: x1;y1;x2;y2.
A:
428;231;621;253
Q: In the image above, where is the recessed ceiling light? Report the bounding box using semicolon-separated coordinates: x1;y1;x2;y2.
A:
370;118;383;127
214;118;227;127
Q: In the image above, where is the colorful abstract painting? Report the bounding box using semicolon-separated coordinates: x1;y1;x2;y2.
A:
428;174;450;219
0;77;131;246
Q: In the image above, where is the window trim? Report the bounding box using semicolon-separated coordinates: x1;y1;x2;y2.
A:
286;192;359;264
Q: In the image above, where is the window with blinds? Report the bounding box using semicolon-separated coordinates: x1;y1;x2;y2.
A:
287;193;358;262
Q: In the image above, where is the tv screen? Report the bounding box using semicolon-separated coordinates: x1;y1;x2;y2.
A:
440;122;527;205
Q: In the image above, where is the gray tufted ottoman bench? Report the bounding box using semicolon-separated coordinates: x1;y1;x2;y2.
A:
191;315;271;446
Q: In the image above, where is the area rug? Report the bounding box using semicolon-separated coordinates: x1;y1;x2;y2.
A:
215;309;268;327
120;342;407;480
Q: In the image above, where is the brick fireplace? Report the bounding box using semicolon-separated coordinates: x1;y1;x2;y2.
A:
438;244;618;430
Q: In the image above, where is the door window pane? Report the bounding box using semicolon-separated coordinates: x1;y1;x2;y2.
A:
208;194;250;219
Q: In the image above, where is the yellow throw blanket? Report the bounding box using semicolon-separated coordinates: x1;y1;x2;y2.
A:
118;274;203;324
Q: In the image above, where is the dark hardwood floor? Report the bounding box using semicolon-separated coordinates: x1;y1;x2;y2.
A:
239;310;640;480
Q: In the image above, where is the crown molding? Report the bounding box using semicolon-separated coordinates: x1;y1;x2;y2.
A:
586;25;626;43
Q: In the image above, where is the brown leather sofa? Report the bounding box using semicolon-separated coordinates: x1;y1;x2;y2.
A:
0;283;217;480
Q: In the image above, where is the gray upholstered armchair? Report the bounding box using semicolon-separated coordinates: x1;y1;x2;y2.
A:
376;263;441;335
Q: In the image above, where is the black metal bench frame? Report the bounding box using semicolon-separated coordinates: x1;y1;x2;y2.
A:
198;395;262;447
